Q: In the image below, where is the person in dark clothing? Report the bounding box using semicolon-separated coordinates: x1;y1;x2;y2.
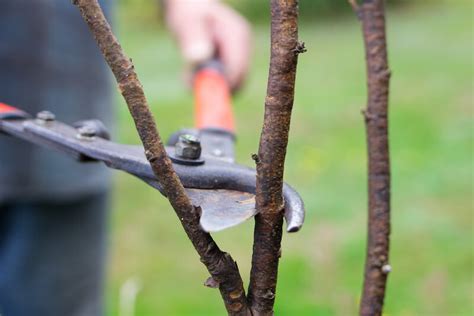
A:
0;0;250;315
0;1;113;315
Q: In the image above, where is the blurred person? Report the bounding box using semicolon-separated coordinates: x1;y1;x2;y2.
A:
0;0;250;315
165;0;251;90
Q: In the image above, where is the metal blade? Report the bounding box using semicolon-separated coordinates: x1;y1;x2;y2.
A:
186;189;256;232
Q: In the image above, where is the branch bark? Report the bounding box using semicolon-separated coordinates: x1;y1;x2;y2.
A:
351;1;392;315
72;1;250;314
248;0;302;314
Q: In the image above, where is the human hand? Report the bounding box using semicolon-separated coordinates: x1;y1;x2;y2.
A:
165;0;252;91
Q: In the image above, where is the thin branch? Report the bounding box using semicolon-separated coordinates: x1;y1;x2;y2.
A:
354;0;392;315
72;1;250;314
248;0;302;314
349;0;360;12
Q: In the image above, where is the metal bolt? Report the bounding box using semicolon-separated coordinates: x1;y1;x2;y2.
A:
36;111;55;122
77;125;97;139
381;264;392;274
175;134;201;160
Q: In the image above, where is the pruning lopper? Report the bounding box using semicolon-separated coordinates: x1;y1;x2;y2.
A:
0;62;305;233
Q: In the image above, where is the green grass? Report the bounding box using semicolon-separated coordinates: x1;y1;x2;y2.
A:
106;2;473;315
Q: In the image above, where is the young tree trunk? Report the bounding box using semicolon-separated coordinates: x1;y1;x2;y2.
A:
248;0;303;314
72;1;250;314
350;1;392;315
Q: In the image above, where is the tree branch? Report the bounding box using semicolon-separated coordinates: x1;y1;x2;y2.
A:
352;0;392;315
247;0;302;314
72;1;250;314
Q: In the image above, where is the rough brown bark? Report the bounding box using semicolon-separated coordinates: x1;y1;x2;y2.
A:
72;1;250;314
351;1;392;315
247;0;302;314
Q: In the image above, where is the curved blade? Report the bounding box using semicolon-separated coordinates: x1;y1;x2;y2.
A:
186;189;256;232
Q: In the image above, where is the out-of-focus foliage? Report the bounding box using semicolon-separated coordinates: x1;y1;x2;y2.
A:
227;0;408;23
117;0;409;25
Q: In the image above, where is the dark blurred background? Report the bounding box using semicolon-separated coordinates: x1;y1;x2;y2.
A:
106;1;473;315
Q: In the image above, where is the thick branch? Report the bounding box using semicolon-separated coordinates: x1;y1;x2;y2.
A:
353;0;392;315
72;1;249;314
248;0;301;314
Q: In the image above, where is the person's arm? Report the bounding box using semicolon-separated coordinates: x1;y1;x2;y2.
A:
164;0;251;90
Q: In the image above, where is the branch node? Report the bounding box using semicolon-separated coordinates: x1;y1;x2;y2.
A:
381;264;392;274
361;109;388;123
144;149;158;163
262;290;275;300
348;0;359;10
193;205;202;218
361;109;376;122
204;276;219;289
293;41;307;55
348;0;362;20
377;68;391;81
251;153;261;165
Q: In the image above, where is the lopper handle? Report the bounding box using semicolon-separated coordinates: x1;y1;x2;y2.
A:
0;102;29;119
0;103;20;114
193;61;235;133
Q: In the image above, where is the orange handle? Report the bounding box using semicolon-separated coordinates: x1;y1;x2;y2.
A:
0;102;28;119
194;68;235;132
0;102;19;114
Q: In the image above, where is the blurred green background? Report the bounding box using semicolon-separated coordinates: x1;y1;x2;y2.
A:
106;1;473;315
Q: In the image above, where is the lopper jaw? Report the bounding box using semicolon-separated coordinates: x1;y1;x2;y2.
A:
0;106;305;233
